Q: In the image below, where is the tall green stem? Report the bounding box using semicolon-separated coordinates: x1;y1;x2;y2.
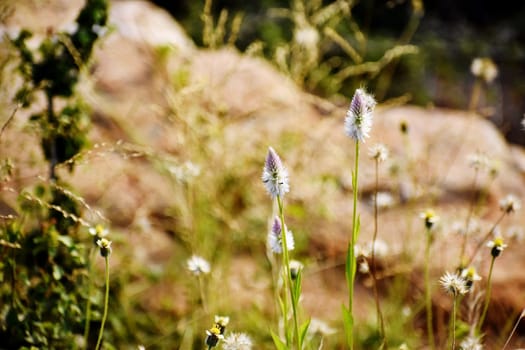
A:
345;141;360;350
450;295;458;350
95;256;110;350
477;256;495;333
371;159;386;346
83;248;95;349
277;195;300;349
424;229;435;350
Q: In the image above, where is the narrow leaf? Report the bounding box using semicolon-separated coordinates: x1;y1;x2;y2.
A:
342;304;354;348
299;318;311;347
271;330;289;350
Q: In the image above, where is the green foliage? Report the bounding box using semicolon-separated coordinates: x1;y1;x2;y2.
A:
10;0;107;177
0;0;109;347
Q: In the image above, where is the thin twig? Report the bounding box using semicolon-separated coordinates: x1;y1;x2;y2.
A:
0;102;20;148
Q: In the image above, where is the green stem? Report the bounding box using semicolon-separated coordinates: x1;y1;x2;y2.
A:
95;256;110;350
468;79;482;111
478;256;496;333
46;91;58;182
198;274;208;314
451;295;457;350
371;159;386;346
277;195;300;349
83;248;95;349
346;141;360;350
425;229;435;350
459;168;479;265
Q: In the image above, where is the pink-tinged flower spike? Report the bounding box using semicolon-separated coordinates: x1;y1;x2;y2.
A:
268;216;295;254
262;147;290;198
344;88;377;142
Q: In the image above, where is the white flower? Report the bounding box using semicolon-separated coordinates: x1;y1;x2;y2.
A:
289;260;304;280
214;315;230;328
439;271;468;296
368;143;389;162
96;238;112;257
358;259;370;274
506;225;524;242
521;116;525;130
294;25;319;48
366;239;389;259
460;266;482;291
186;255;210;275
471;57;498;83
308;318;337;336
89;224;109;238
221;332;253;350
344;88;376;142
92;24;108;37
262;147;290;198
467;152;489;171
487;236;508;257
374;191;395;209
268;217;295;254
354;243;370;258
499;194;521;214
420;209;439;230
459;335;484;350
169;161;201;183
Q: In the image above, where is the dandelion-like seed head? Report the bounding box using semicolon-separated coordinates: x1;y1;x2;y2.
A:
187;255;211;275
344;88;376;142
368;143;389;162
459;335;484;350
440;271;468;296
487;236;508;258
96;238;112;257
222;332;253;350
268;217;295;254
499;194;521;214
471;57;498;84
262;147;290;198
420;209;439;230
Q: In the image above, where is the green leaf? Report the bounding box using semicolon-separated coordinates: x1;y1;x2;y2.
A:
299;318;311;347
57;235;73;248
271;330;289;350
342;304;354;348
292;269;302;305
52;264;63;280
